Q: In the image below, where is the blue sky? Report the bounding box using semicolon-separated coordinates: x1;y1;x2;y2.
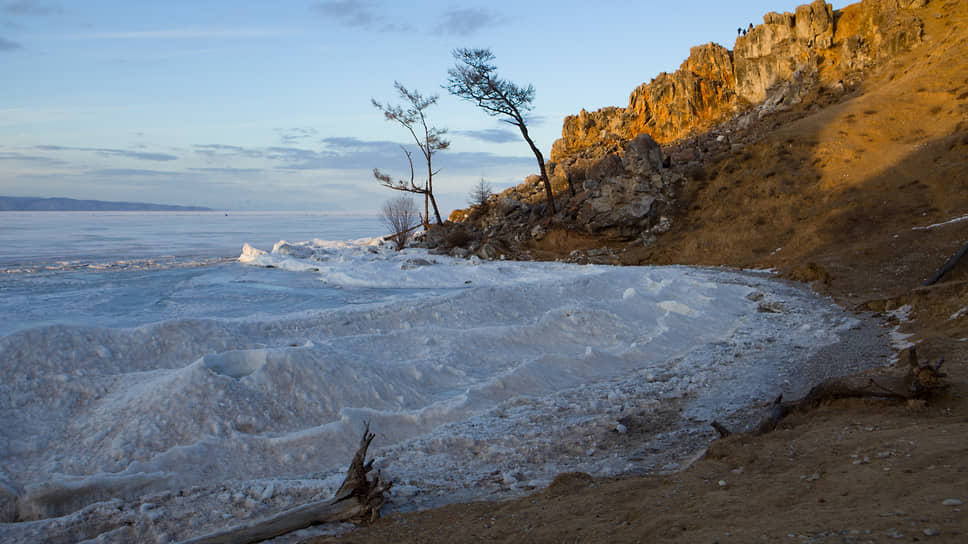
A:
2;0;842;213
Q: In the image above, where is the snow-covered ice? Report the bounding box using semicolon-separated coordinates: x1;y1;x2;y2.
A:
0;237;891;543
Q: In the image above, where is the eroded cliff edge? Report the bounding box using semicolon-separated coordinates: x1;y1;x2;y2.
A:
549;0;926;162
439;0;967;280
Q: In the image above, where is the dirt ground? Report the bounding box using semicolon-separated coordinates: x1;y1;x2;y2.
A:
307;2;968;542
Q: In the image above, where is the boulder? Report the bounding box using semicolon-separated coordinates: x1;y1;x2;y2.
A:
587;154;625;181
622;134;664;176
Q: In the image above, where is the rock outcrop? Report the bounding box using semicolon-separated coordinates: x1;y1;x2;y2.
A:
440;0;937;260
550;0;927;162
447;134;681;251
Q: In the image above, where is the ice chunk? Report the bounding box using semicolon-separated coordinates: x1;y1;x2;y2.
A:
238;243;267;263
200;349;268;379
658;300;696;316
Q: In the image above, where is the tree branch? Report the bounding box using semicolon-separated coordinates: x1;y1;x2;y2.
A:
176;423;391;544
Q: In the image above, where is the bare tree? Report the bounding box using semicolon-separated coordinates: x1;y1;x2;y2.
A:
445;48;556;215
468;176;493;208
372;82;450;226
381;195;420;250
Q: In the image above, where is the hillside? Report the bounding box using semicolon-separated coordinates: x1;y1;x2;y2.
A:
319;0;968;541
0;196;211;212
439;0;967;327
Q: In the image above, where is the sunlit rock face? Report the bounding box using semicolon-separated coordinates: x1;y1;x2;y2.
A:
734;0;834;104
550;0;925;162
551;42;735;161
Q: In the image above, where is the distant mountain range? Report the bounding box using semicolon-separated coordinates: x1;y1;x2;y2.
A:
0;196;212;212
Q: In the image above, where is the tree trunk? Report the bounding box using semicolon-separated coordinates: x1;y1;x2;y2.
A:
711;347;946;438
428;191;443;225
424;192;430;228
425;159;443;225
923;240;968;286
518;124;556;215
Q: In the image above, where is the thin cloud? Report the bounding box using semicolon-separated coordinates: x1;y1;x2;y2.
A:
320;136;399;151
288;136;532;171
75;27;293;40
0;151;66;166
526;114;548;126
434;8;506;36
199;137;534;174
274;127;319;145
265;146;336;170
456;128;519;144
193;144;264;159
188;167;263;175
313;0;411;32
0;36;22;50
435;151;532;170
263;140;386;170
36;145;178;162
314;0;377;27
5;0;60;16
88;168;181;179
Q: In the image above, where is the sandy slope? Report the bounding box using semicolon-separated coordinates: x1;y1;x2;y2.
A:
307;1;968;542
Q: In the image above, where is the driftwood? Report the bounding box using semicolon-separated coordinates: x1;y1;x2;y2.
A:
712;347;946;438
381;221;423;242
923;240;968;286
178;423;391;544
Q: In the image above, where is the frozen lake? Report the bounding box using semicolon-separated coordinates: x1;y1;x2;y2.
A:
0;212;387;337
0;211;384;268
0;213;891;543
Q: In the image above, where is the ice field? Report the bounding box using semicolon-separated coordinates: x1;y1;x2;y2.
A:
0;232;891;542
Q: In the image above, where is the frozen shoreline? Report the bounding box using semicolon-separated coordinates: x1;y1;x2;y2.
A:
0;240;892;543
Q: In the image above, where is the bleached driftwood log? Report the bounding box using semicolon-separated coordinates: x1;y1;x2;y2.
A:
178;423;392;544
712;347;946;438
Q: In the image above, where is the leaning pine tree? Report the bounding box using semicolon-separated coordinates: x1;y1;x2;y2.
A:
446;48;555;215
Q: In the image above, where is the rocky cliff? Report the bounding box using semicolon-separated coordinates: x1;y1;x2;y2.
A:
439;0;962;269
549;0;927;163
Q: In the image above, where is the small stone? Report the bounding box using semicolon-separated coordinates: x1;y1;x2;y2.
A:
615;423;628;434
942;498;963;506
923;528;940;536
718;480;727;487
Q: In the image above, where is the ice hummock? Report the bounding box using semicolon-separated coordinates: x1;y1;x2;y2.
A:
0;238;890;542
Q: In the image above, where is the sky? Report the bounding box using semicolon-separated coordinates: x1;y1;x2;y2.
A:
1;0;844;214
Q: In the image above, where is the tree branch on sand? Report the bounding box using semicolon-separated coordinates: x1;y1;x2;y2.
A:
711;347;947;438
177;423;391;544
